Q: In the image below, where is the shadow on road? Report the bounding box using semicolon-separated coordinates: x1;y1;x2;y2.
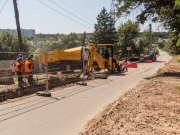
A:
137;60;166;63
109;72;126;76
143;77;151;80
94;72;126;77
155;61;166;63
158;72;180;78
143;71;180;80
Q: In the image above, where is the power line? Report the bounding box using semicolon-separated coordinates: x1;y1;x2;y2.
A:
22;15;97;28
58;0;94;22
37;0;92;29
49;0;93;26
0;0;8;13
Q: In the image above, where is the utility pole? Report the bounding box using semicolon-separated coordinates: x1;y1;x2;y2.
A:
13;0;23;52
83;31;86;46
149;24;152;53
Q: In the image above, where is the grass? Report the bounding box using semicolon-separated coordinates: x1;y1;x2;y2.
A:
177;59;180;63
175;86;180;91
157;68;162;73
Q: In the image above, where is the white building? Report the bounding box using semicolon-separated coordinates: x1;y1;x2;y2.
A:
0;29;35;39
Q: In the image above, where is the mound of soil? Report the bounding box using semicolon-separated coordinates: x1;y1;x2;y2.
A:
81;56;180;135
48;73;82;89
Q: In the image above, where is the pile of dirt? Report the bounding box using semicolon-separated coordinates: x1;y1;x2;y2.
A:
81;56;180;135
48;73;82;89
0;73;82;102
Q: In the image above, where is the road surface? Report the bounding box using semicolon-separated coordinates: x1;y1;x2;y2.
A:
0;51;171;135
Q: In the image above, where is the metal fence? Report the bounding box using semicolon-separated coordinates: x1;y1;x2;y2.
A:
0;51;88;102
0;60;40;73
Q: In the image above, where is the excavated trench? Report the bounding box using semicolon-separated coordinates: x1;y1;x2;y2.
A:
0;73;82;102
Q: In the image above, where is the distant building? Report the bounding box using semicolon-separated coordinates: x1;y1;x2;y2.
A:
0;29;35;39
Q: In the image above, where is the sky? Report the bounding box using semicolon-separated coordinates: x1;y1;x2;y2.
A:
0;0;166;34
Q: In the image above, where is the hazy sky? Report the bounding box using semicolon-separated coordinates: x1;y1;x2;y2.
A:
0;0;165;34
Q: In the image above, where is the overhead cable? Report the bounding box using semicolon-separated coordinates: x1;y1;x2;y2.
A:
0;0;8;13
37;0;92;29
58;0;94;22
49;0;93;26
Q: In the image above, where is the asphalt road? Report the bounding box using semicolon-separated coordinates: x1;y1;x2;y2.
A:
0;50;171;135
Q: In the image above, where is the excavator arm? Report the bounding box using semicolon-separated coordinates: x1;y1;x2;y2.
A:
88;43;105;70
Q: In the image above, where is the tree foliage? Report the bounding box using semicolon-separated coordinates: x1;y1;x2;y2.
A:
157;41;165;49
139;30;150;54
0;31;32;60
115;0;180;54
37;32;82;53
115;0;176;26
117;20;139;58
61;32;79;49
92;7;117;44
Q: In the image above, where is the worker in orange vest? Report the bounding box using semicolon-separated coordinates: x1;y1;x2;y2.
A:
25;57;33;84
16;57;23;87
14;54;23;67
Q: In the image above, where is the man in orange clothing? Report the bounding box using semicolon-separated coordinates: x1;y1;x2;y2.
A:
25;57;33;84
16;57;23;87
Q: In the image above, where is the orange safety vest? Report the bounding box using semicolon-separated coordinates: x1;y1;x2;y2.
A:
25;61;32;73
15;62;23;72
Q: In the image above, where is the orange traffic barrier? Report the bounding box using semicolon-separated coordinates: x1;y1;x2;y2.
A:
129;62;138;68
146;60;152;63
122;62;138;68
122;62;128;67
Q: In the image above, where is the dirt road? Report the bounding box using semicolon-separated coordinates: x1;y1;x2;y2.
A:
0;50;171;135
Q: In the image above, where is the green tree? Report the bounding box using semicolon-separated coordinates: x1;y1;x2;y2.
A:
37;33;81;53
92;7;117;44
0;31;32;60
36;42;51;53
115;0;180;54
61;32;79;49
157;41;165;49
115;0;177;27
139;30;152;54
117;20;139;58
37;41;63;53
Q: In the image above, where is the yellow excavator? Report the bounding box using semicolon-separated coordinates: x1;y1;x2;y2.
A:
87;43;123;73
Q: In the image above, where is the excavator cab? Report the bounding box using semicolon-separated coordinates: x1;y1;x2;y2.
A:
87;43;123;73
98;44;121;72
